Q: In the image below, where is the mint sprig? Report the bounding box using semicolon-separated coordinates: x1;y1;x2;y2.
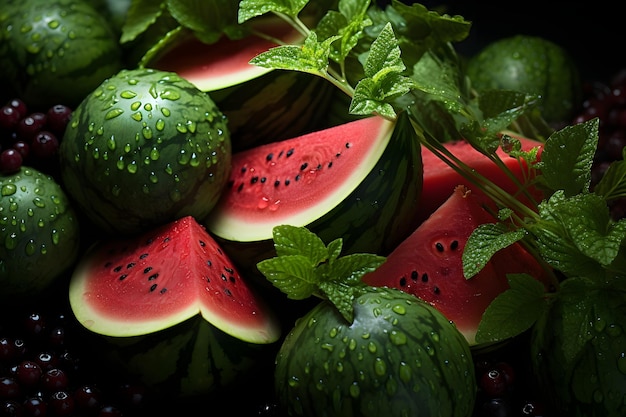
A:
256;225;385;322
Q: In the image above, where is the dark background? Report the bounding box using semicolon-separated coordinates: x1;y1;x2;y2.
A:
401;1;623;82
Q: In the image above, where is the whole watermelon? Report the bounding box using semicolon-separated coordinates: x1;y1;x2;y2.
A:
275;287;476;417
59;68;232;235
0;0;123;109
466;35;582;124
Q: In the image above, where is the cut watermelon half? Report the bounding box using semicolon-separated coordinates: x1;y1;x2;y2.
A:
69;216;280;344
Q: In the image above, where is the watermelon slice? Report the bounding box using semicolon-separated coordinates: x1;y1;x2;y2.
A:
417;136;544;224
151;17;303;91
362;185;552;346
205;114;422;279
69;216;280;344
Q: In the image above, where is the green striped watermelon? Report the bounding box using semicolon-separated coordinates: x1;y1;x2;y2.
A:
148;16;334;151
68;215;280;398
205;113;422;280
59;68;232;236
274;287;476;417
0;0;123;109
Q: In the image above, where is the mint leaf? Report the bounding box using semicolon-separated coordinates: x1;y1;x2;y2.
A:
350;22;416;117
256;254;319;300
271;224;329;262
315;0;371;65
249;31;339;76
475;274;548;344
538;191;626;267
121;0;166;44
593;150;626;201
256;225;385;322
463;224;527;279
238;0;309;23
166;0;241;44
540;118;599;196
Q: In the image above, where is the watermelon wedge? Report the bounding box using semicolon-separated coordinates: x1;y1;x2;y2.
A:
362;185;552;346
69;216;280;344
417;136;544;224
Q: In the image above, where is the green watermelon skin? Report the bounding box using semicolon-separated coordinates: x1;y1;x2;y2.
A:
0;0;123;109
59;68;232;236
275;288;476;417
89;315;273;400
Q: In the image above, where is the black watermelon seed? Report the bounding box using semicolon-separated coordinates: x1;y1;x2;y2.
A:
286;148;294;157
139;253;149;259
345;143;351;148
119;274;127;281
274;180;280;187
148;273;158;281
435;242;444;252
127;262;136;269
159;288;167;294
316;164;322;170
300;162;308;171
221;273;227;281
143;266;152;274
207;260;212;267
260;177;266;183
422;273;428;282
199;240;206;247
113;265;122;273
328;162;333;168
399;276;407;287
451;240;459;250
266;153;273;161
224;267;234;274
411;270;418;281
150;284;157;292
285;179;290;185
295;174;301;181
433;286;440;294
241;166;247;173
237;183;244;192
251;176;259;184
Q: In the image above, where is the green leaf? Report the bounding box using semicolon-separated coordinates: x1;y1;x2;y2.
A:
540;118;599;196
349;22;416;117
475;274;548;344
477;90;541;138
271;224;328;263
238;0;309;23
249;31;338;76
121;0;167;44
538;191;626;267
166;0;241;44
315;0;371;64
593;151;626;201
463;223;527;279
256;225;386;322
256;254;319;300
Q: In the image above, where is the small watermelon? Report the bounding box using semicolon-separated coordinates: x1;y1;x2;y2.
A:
68;215;280;397
466;35;582;124
274;287;476;417
416;135;544;224
0;0;123;109
205;113;422;279
362;185;551;346
149;16;333;151
59;68;232;235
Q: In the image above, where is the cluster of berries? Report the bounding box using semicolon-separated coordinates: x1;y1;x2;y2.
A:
0;99;72;176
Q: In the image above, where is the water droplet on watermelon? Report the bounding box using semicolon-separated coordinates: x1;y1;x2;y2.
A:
47;19;60;29
1;184;17;196
257;196;269;209
105;108;124;120
5;232;17;250
120;90;137;99
618;353;626;374
25;239;36;255
389;330;407;345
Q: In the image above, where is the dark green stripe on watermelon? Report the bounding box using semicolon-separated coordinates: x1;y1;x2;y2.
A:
210;70;335;152
88;315;273;400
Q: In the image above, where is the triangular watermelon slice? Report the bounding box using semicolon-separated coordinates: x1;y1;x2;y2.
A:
362;185;552;346
69;216;280;344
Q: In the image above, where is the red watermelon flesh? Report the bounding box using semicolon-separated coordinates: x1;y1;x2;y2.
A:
362;185;551;346
152;17;303;91
69;216;280;344
417;136;544;224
